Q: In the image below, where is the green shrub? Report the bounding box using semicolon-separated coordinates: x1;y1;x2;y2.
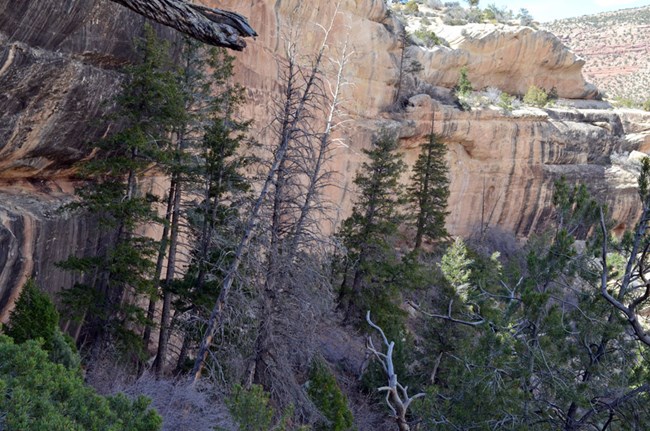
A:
226;384;274;431
0;336;161;431
482;8;496;21
48;328;82;370
456;66;473;97
4;279;59;349
4;279;82;370
498;92;515;111
404;0;420;14
643;99;650;111
613;97;636;108
307;362;355;431
413;27;446;47
523;85;549;107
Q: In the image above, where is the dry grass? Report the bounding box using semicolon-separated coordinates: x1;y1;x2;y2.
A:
85;352;235;431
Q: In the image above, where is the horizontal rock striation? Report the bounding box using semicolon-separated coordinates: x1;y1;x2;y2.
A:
392;95;650;238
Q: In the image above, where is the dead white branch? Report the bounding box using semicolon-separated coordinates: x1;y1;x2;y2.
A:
407;299;485;327
366;311;424;431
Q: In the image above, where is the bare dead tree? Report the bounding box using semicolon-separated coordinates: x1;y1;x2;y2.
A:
366;311;425;431
247;7;353;416
287;39;352;255
191;5;336;381
107;0;257;50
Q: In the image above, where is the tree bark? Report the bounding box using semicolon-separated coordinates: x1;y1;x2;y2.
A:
107;0;257;50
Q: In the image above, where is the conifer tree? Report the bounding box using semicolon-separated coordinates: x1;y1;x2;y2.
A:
150;41;247;376
5;279;59;348
407;128;450;251
171;46;252;373
59;25;185;359
338;130;406;322
414;180;650;430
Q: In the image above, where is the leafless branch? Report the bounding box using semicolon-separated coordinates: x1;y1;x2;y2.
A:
407;299;485;327
366;311;424;431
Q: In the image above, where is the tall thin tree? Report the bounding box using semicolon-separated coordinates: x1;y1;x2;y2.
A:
407;117;449;251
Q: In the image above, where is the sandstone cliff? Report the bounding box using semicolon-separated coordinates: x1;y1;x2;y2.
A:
1;0;650;317
405;7;598;99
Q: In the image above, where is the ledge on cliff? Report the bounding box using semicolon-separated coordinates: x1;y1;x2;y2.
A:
400;3;598;100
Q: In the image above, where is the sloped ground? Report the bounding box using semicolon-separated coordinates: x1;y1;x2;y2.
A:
544;6;650;103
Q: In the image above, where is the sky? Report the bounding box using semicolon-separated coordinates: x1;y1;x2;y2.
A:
487;0;650;22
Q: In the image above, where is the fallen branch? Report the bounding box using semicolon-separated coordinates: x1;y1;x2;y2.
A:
108;0;256;50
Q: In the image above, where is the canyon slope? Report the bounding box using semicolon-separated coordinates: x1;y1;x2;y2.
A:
1;0;650;317
544;5;650;103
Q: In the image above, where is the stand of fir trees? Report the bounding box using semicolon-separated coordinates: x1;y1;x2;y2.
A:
408;125;450;251
337;130;407;326
58;24;186;361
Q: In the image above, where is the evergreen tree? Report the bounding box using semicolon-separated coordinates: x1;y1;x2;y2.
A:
0;336;161;430
4;279;59;348
59;24;185;359
150;41;248;376
338;130;406;323
414;181;650;430
171;46;252;373
407;130;450;251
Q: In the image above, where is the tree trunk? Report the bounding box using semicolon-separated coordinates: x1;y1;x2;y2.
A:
154;177;182;376
191;20;331;382
143;177;176;350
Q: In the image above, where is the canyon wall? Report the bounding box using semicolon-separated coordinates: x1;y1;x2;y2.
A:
1;0;650;316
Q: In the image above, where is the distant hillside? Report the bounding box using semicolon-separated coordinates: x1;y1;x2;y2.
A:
544;6;650;104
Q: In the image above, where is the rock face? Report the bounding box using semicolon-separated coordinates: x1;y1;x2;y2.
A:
0;0;183;179
1;0;649;314
411;27;598;99
0;180;106;320
0;0;181;318
394;97;649;238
